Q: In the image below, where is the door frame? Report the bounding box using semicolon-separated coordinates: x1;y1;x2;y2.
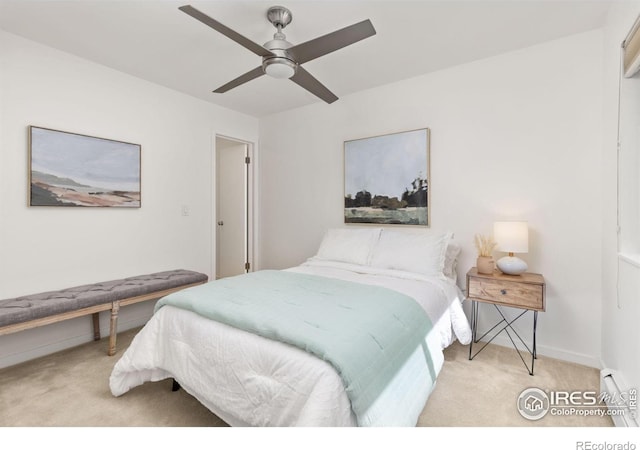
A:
212;133;257;279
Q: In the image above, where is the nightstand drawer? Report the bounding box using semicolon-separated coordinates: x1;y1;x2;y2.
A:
468;277;544;310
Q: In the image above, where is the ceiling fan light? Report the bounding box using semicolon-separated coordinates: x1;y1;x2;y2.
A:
263;58;296;79
265;64;295;79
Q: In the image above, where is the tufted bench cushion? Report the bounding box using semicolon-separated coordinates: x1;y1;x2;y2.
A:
0;269;208;356
0;270;208;327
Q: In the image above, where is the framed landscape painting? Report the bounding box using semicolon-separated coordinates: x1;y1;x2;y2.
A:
29;126;141;207
344;128;430;226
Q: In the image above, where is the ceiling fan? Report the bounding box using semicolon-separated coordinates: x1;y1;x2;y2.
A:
179;4;376;104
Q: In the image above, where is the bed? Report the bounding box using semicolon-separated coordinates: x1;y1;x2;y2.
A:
109;228;472;426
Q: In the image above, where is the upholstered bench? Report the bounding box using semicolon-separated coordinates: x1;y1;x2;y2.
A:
0;269;208;356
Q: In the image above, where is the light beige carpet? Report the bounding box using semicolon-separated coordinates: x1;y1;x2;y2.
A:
0;327;612;427
419;340;612;427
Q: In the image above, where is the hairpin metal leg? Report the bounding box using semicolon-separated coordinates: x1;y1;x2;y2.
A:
468;302;539;375
530;311;538;375
468;301;478;360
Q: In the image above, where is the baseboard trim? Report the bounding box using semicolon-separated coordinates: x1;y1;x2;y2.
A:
0;314;150;369
477;334;601;369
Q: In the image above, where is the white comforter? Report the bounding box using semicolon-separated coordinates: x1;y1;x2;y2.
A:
109;262;471;426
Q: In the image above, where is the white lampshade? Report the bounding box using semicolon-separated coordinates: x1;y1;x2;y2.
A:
493;221;529;275
494;221;528;254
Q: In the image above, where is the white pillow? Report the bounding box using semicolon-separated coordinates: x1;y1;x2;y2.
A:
315;227;382;266
444;242;462;282
369;229;453;277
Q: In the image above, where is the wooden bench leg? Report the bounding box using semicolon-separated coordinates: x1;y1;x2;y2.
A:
108;301;120;356
92;312;101;341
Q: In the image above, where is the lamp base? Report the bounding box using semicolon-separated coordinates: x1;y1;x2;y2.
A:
496;256;528;275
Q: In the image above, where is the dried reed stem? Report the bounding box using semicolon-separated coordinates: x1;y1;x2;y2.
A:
474;234;497;257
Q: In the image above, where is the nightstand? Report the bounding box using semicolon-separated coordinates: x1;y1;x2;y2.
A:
466;267;545;375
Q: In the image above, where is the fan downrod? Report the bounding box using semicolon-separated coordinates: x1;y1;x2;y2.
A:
267;6;293;30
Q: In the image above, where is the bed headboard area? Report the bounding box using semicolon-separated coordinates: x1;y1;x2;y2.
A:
309;227;460;282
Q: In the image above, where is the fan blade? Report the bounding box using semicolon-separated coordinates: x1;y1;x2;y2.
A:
179;5;273;58
290;67;338;104
288;19;376;65
214;66;265;93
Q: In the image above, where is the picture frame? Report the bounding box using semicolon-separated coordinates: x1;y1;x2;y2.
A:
29;126;141;208
344;128;430;226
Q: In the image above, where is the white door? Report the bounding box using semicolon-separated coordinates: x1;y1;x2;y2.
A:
216;138;248;279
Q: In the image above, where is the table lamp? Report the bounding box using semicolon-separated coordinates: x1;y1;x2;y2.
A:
493;221;528;275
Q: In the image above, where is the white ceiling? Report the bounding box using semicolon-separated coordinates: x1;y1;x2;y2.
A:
0;1;612;117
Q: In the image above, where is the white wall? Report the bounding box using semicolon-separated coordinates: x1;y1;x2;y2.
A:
601;2;640;395
259;31;604;367
0;31;258;367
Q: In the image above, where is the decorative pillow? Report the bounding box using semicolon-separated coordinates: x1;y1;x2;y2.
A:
369;229;453;277
443;242;462;282
315;227;382;266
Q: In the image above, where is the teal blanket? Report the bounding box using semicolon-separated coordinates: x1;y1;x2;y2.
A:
155;270;433;425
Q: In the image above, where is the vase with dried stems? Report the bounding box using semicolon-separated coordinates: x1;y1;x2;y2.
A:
474;234;497;275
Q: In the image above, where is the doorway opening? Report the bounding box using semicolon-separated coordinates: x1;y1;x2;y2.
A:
215;135;253;279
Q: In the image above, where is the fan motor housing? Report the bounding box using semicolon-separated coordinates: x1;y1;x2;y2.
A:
262;37;297;78
262;55;297;78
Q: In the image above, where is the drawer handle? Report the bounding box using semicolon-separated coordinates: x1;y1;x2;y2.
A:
500;289;507;295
